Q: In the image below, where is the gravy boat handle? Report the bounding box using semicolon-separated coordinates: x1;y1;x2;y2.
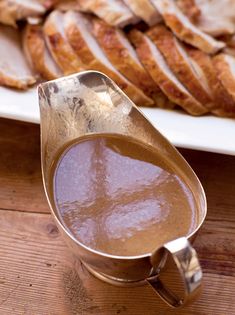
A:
147;237;202;308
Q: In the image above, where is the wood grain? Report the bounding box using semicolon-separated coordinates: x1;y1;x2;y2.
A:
0;209;235;315
0;118;49;213
0;117;235;314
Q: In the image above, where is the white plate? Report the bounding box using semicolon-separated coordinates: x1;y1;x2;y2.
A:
1;86;235;155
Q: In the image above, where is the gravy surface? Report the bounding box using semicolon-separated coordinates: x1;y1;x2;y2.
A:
51;134;198;256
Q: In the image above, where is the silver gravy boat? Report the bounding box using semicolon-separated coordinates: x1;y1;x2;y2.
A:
38;71;207;308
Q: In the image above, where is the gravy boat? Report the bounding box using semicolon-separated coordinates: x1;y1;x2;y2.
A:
38;71;207;308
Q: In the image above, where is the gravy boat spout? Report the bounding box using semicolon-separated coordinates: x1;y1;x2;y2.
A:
38;71;207;308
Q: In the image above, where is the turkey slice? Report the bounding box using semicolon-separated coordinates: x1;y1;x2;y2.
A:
23;24;62;80
212;54;235;116
129;30;207;115
77;0;139;27
0;25;35;89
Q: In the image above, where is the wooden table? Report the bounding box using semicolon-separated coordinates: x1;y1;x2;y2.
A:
0;117;234;315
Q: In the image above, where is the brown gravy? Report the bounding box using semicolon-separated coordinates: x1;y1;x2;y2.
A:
51;134;198;256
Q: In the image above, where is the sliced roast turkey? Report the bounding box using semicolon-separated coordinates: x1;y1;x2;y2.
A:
43;10;84;74
92;18;174;108
147;25;214;110
129;29;208;115
64;11;153;106
188;48;235;117
151;0;225;54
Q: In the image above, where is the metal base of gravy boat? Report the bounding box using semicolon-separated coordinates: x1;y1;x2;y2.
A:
38;71;207;308
82;261;148;287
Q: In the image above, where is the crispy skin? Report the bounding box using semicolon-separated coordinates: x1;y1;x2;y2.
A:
212;54;235;117
23;24;62;80
64;11;153;106
151;0;225;54
129;30;207;115
147;25;213;110
43;10;84;75
0;71;35;90
176;0;200;22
